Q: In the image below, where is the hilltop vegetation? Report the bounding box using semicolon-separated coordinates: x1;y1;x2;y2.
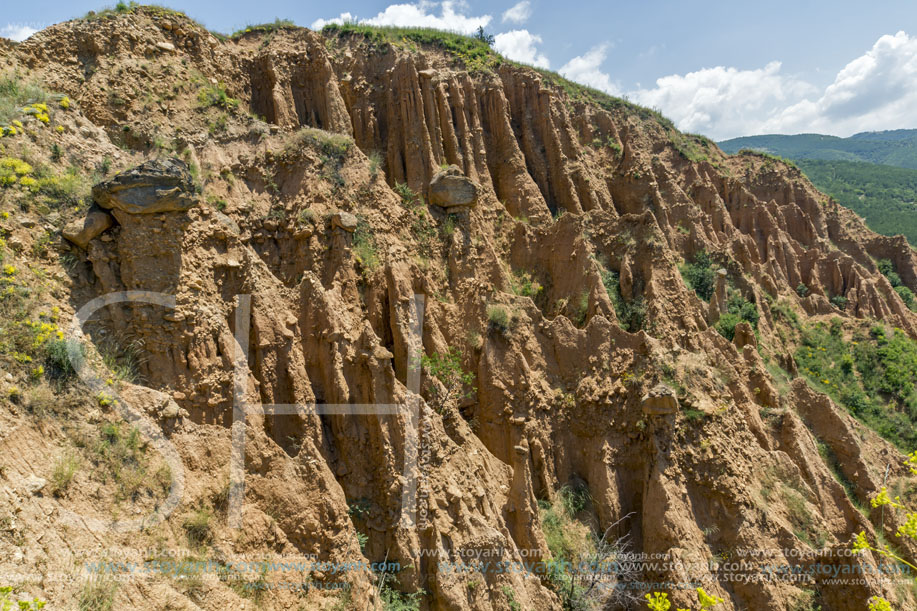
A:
719;130;917;168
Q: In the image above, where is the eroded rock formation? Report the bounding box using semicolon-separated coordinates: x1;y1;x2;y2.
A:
1;7;916;611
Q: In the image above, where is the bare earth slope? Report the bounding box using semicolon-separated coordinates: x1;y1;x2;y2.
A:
2;7;917;610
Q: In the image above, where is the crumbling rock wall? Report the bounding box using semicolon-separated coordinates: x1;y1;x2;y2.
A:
8;8;917;609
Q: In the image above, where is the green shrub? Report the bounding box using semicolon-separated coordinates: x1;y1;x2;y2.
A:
197;84;239;110
796;283;809;298
510;271;543;298
352;217;379;275
600;267;646;332
78;576;118;611
289;127;352;160
0;587;45;610
44;338;85;379
797;321;917;451
368;151;382;179
679;251;716;301
830;295;848;310
714;292;758;340
0;73;49;124
50;453;80;495
183;507;213;547
421;348;475;409
394;182;418;206
559;482;591;516
323;23;499;73
379;584;423;611
502;586;522;611
571;291;589;327
714;312;743;341
895;285;917;311
486;305;512;334
878;259;900;285
298;208;317;226
683;408;706;422
230;18;296;38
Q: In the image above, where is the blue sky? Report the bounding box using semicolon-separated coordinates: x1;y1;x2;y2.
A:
3;0;917;140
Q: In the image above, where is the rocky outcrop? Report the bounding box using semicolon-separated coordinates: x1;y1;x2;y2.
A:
62;205;114;248
91;158;198;214
641;383;679;415
4;8;917;611
429;164;479;208
331;211;358;232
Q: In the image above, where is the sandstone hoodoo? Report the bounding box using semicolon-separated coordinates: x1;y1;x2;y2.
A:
2;6;917;611
91;158;198;214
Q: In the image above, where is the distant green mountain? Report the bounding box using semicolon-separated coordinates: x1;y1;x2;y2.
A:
717;131;917;244
718;130;917;169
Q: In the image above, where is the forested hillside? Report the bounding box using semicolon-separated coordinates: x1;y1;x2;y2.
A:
795;159;917;244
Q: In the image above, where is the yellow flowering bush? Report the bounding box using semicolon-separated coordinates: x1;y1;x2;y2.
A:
3;264;16;276
870;486;903;509
55;125;65;133
1;211;9;219
645;592;670;611
26;319;61;348
645;588;723;611
97;391;114;407
696;588;724;609
868;596;892;611
0;157;35;188
59;96;71;109
19;176;38;191
1;158;33;175
12;120;22;129
852;454;917;608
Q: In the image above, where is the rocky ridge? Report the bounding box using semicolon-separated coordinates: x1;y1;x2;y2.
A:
0;7;916;610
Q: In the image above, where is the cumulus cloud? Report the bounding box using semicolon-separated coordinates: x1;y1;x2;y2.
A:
630;62;815;140
494;30;549;68
629;31;917;139
560;44;618;95
501;1;532;24
310;13;355;29
762;31;917;136
0;24;38;42
312;1;490;35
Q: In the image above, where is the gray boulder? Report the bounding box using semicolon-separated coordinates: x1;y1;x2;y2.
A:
429;164;479;208
92;158;198;214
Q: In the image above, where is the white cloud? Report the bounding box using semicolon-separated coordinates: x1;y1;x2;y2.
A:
628;31;917;139
502;1;532;24
762;31;917;136
560;44;618;95
630;62;815;140
494;29;549;68
312;2;491;35
310;13;354;30
0;24;38;42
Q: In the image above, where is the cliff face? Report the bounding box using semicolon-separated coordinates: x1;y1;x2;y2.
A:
2;7;917;611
